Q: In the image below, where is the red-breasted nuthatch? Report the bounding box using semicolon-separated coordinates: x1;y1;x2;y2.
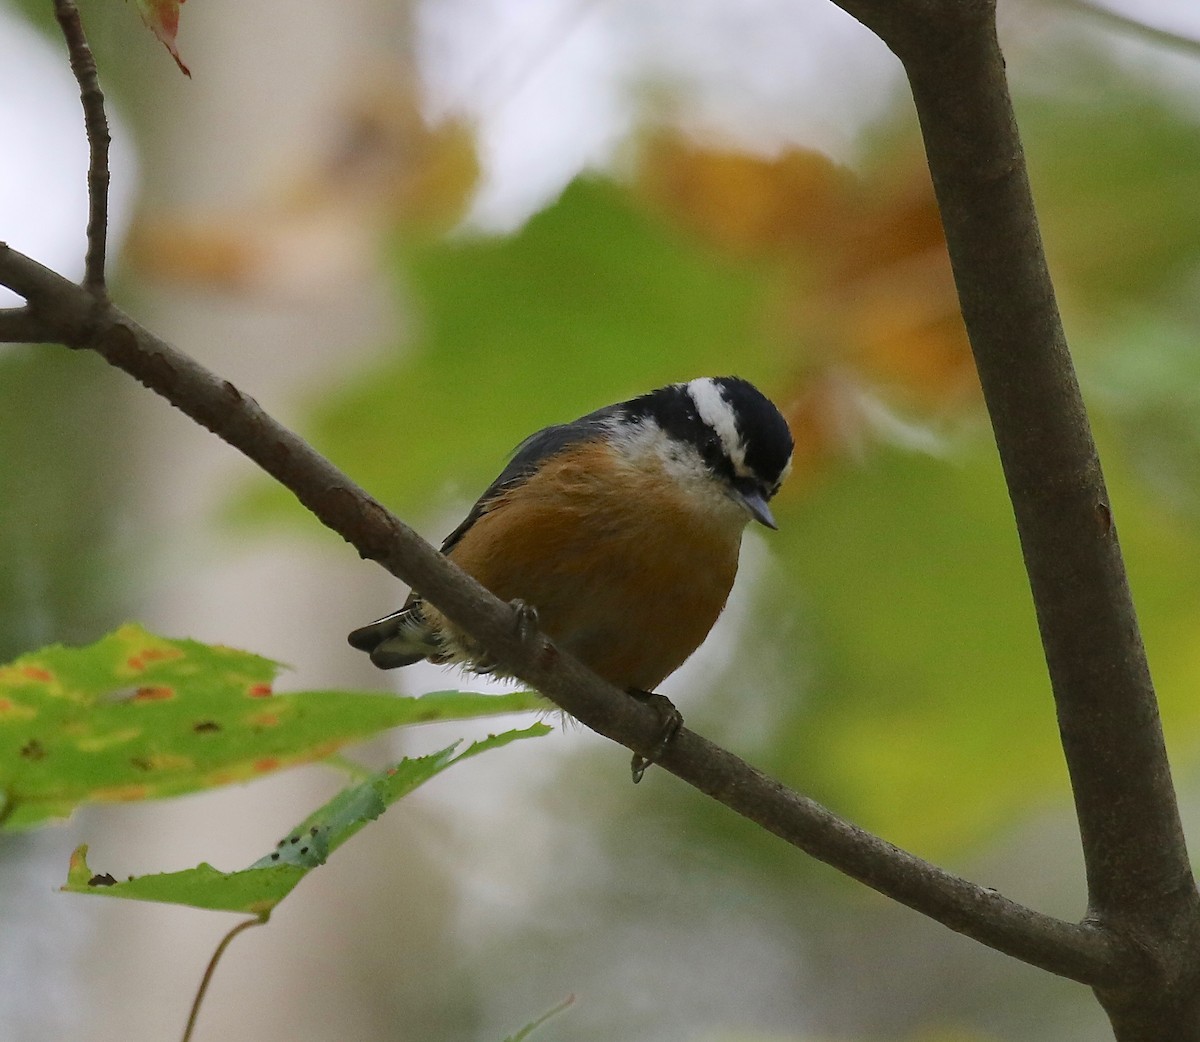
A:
348;376;793;778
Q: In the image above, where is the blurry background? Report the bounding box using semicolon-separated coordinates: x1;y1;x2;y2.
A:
3;0;1200;1039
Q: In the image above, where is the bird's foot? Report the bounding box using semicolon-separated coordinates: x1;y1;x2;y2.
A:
627;689;683;784
510;599;540;646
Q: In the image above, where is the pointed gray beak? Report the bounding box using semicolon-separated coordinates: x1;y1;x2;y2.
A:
735;486;778;529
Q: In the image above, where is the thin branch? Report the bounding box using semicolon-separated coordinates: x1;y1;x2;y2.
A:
52;0;110;298
0;246;96;329
0;240;1126;988
1056;0;1200;58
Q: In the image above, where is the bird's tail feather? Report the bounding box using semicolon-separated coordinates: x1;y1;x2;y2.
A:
347;605;439;669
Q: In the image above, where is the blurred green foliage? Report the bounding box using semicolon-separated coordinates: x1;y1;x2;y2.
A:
1019;60;1200;309
770;439;1200;855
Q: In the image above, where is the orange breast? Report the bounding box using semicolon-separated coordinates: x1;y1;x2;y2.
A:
432;441;743;691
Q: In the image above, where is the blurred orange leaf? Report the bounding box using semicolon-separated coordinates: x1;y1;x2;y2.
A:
637;134;977;416
638;137;860;256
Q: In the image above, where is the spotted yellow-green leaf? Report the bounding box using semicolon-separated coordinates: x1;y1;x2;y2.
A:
63;726;549;914
0;624;543;830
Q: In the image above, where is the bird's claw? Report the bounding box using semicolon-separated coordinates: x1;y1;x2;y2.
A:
510;599;540;646
627;689;683;783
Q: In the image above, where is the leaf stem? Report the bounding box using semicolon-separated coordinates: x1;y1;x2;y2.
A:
181;916;266;1042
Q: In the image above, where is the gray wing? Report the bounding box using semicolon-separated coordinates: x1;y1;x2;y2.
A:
438;404;620;554
347;404;619;667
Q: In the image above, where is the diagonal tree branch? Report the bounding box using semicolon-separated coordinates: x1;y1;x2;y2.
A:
0;238;1124;987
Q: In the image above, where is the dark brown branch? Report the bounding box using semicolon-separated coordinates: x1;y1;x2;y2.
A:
0;239;1124;988
52;0;110;297
905;3;1195;926
825;0;1200;1034
0;246;96;328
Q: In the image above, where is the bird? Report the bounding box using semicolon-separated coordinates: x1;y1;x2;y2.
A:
348;375;793;779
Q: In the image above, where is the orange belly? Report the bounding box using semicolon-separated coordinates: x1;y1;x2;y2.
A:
431;441;743;691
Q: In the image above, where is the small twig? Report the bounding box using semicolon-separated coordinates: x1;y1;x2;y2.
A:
504;993;576;1041
0;245;97;333
180;916;266;1042
1056;0;1200;57
52;0;110;298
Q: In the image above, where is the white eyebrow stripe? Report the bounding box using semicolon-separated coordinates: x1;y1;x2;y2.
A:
686;378;749;476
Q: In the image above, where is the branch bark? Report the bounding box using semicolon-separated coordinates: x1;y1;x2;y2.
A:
0;306;54;343
826;0;1200;1035
52;0;109;297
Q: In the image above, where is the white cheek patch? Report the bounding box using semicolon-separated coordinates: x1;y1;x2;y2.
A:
610;416;728;492
610;418;702;479
686;378;750;477
606;412;755;529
